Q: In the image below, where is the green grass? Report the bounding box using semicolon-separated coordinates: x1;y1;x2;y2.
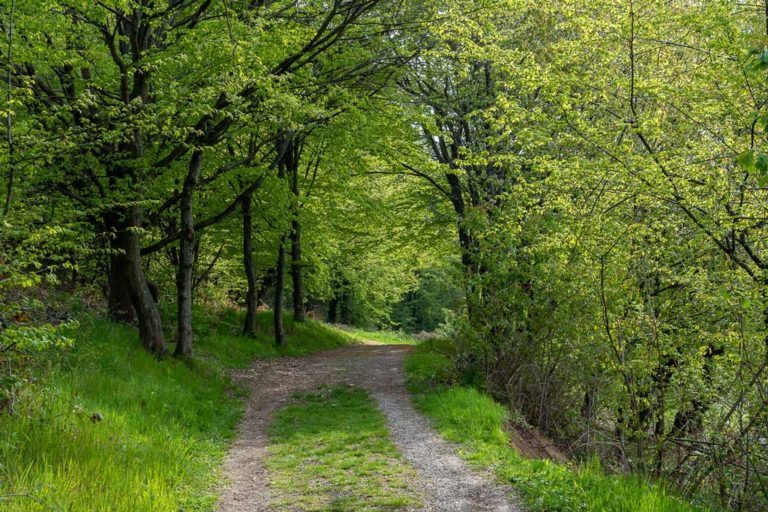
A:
0;308;353;511
192;306;354;364
336;326;419;345
266;385;422;511
404;340;717;512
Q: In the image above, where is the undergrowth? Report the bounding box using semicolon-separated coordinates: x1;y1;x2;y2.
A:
404;340;718;512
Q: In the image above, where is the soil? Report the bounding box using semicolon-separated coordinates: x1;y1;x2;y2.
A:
217;344;523;512
507;423;567;463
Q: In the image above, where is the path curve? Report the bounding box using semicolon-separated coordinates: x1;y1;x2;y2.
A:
218;344;522;512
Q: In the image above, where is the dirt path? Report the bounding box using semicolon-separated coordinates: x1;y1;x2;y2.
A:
218;344;522;512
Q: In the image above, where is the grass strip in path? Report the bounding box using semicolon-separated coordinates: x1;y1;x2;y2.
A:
266;384;422;511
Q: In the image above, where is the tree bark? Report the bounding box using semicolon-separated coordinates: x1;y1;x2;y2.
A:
290;217;305;322
102;198;137;321
107;206;166;355
107;244;135;323
327;295;339;323
340;288;352;325
127;208;166;356
174;150;203;359
273;130;294;346
242;192;258;336
274;235;287;346
288;136;305;322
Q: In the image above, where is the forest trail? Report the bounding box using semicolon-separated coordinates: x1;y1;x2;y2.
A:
218;344;522;512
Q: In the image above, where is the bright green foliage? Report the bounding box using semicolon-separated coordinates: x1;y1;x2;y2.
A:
0;220;83;407
391;268;464;332
4;0;768;508
266;385;422;511
388;1;768;507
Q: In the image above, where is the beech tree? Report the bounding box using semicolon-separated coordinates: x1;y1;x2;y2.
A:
6;0;768;507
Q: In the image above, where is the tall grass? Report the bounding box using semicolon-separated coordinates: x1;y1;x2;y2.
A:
0;309;351;511
404;341;718;512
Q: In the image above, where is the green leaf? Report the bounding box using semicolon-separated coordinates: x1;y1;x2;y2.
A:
755;152;768;172
736;150;754;171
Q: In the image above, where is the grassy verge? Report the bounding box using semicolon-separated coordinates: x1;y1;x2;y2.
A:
332;326;419;345
404;340;716;512
266;385;421;511
193;306;356;364
0;308;351;511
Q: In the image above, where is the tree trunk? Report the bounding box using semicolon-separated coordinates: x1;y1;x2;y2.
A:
288;136;305;322
290;218;305;322
103;208;136;322
174;150;203;359
446;172;484;321
109;206;166;355
101;12;164;354
273;130;293;346
340;288;352;325
274;235;287;346
108;254;135;322
327;295;339;323
242;192;258;336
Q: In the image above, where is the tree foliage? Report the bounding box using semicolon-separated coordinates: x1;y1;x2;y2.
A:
3;0;768;508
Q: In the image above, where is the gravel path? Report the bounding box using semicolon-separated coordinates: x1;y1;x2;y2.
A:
218;344;522;512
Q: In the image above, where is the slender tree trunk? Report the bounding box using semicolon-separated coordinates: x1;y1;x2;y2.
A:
340;288;352;325
327;295;339;323
3;0;15;216
273;130;294;346
274;235;287;346
174;150;203;359
242;192;258;336
290;218;305;322
286;137;305;322
446;172;483;321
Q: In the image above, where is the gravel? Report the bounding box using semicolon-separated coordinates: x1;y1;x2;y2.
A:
218;344;523;512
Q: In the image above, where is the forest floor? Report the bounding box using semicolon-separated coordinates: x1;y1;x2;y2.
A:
217;343;522;512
